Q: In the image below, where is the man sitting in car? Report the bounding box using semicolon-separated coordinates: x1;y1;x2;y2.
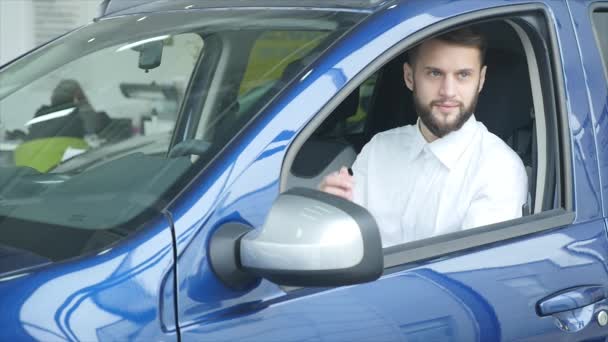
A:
320;26;528;247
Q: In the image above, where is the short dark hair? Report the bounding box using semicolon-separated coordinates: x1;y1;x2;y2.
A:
51;79;86;106
407;26;487;66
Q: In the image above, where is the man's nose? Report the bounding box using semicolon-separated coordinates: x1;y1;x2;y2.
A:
439;75;456;98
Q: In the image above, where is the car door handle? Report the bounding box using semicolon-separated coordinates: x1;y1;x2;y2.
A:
537;285;606;316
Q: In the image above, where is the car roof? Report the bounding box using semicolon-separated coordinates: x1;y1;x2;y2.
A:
100;0;390;17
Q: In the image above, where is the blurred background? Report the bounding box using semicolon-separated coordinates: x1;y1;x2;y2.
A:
0;0;99;66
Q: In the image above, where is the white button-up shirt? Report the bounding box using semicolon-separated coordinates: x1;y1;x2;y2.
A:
352;115;527;247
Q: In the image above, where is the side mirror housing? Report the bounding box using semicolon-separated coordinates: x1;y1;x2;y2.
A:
209;188;383;288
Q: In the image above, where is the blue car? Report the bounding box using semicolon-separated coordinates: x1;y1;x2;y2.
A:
0;0;607;340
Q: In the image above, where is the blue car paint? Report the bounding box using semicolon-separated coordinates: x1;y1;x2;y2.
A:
0;0;607;340
178;220;608;340
0;215;178;340
172;0;608;340
567;0;608;218
543;0;604;222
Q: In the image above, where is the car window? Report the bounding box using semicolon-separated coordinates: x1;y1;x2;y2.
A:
197;30;331;140
592;11;608;78
240;31;328;97
2;33;203;173
285;71;378;161
313;72;379;139
347;72;378;135
285;17;564;250
0;9;364;268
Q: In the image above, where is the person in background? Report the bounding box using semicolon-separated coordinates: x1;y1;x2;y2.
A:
42;79;110;139
16;80;111;172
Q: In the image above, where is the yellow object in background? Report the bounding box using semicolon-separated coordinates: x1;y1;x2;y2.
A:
14;137;88;173
239;31;328;95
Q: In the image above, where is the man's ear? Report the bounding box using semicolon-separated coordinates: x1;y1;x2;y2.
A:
478;65;487;93
403;62;414;91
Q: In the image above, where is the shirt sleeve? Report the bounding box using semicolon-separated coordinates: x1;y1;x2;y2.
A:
352;137;373;207
462;154;528;229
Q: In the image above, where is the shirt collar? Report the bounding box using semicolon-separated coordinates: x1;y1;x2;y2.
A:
409;121;427;161
417;114;479;169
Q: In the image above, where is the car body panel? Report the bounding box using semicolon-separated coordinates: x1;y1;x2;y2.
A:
567;0;608;218
548;0;603;222
0;215;177;341
180;219;608;341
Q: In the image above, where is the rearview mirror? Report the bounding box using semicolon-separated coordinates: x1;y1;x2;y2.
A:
134;41;163;71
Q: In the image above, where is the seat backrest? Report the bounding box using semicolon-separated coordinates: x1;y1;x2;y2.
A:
475;47;535;214
364;52;414;140
476;48;532;147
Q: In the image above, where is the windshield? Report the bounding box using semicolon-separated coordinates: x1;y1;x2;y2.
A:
0;9;364;271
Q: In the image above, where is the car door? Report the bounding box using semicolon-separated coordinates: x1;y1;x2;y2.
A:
172;1;608;341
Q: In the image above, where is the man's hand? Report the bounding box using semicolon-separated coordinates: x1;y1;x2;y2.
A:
319;166;354;201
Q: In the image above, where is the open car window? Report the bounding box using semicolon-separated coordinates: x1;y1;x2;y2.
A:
283;14;565;256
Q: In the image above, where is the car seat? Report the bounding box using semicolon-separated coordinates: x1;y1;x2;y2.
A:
475;48;535;215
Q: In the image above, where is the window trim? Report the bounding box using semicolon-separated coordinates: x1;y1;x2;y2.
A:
506;19;549;214
383;209;574;270
172;33;222;148
280;3;573;270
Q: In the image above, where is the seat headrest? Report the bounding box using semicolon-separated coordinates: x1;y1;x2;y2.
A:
475;49;533;140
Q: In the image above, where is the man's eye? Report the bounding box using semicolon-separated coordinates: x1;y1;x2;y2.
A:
458;71;471;79
429;70;442;77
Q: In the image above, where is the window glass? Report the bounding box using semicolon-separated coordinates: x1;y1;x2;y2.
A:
310;72;379;139
229;30;329;130
0;10;364;268
346;72;378;134
2;33;203;174
240;31;328;96
592;11;608;78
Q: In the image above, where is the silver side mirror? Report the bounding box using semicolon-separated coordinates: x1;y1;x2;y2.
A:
209;188;383;288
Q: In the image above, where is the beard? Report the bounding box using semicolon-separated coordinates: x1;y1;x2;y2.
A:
413;85;480;138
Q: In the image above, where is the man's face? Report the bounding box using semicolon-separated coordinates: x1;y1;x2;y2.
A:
403;39;487;138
